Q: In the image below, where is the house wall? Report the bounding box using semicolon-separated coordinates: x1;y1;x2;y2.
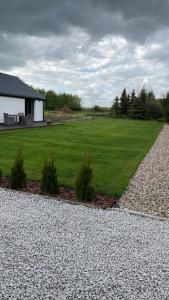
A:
0;96;25;123
34;100;44;121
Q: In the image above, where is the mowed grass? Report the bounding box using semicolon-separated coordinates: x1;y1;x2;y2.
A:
0;119;163;197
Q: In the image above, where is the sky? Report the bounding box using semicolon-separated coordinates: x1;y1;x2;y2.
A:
0;0;169;107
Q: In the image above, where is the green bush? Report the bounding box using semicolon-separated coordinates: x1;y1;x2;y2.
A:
75;155;96;202
41;158;59;194
10;151;27;189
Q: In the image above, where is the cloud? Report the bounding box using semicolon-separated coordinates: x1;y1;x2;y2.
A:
0;1;169;106
0;0;169;41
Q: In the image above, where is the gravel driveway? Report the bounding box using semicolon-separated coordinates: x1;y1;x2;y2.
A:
120;124;169;218
0;188;168;300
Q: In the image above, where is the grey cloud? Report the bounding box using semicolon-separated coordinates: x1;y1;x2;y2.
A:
0;0;169;41
0;1;169;106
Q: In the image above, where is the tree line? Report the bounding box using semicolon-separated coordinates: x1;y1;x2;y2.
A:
111;88;165;120
36;88;82;111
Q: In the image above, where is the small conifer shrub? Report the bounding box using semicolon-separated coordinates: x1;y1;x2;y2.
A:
75;155;96;202
10;151;27;189
41;158;59;195
0;169;2;182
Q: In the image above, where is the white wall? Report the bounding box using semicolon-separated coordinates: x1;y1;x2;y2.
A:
34;100;44;121
0;96;25;123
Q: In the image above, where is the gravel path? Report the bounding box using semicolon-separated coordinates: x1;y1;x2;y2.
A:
0;188;169;299
120;124;169;218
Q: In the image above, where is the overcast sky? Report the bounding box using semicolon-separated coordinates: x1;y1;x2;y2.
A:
0;0;169;106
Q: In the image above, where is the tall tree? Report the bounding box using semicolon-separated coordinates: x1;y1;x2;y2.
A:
130;89;136;105
147;90;155;101
111;96;120;116
129;88;147;119
129;97;146;119
139;88;147;103
120;88;129;115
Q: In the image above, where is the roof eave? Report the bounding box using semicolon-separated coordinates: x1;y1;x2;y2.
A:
0;92;45;101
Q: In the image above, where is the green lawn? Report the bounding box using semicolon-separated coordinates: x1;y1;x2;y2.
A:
0;119;163;197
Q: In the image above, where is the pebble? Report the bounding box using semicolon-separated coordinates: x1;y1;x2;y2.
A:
0;188;169;299
120;124;169;218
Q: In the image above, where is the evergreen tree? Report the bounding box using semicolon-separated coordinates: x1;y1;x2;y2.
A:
111;96;120;116
41;158;59;195
75;155;95;202
120;88;129;115
112;88;162;120
129;89;147;119
162;92;169;123
139;88;147;103
129;97;146;119
147;90;155;101
127;93;131;111
139;88;148;118
146;99;163;119
10;151;27;189
130;89;136;105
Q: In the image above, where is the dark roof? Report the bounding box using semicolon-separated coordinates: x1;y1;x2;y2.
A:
0;72;45;100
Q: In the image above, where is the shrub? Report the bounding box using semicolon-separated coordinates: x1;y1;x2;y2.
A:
41;158;59;194
75;155;96;202
0;169;2;182
10;151;27;189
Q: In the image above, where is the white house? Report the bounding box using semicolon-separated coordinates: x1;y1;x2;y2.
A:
0;72;45;125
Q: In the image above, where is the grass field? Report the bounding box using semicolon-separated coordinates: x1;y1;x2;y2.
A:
0;119;163;197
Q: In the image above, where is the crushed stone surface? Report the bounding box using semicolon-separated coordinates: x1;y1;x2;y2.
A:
0;188;169;299
120;124;169;218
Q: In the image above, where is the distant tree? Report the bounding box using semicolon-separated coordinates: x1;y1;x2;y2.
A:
120;88;129;115
139;88;148;118
139;88;147;104
147;90;155;101
112;87;163;120
127;93;131;111
92;105;102;112
162;92;169;123
146;99;163;119
129;97;146;119
111;96;120;116
36;88;46;97
35;88;82;111
130;89;136;105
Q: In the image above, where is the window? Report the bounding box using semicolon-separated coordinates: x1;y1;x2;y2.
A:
25;99;34;116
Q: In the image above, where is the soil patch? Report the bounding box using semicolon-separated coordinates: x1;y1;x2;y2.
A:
0;176;118;209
